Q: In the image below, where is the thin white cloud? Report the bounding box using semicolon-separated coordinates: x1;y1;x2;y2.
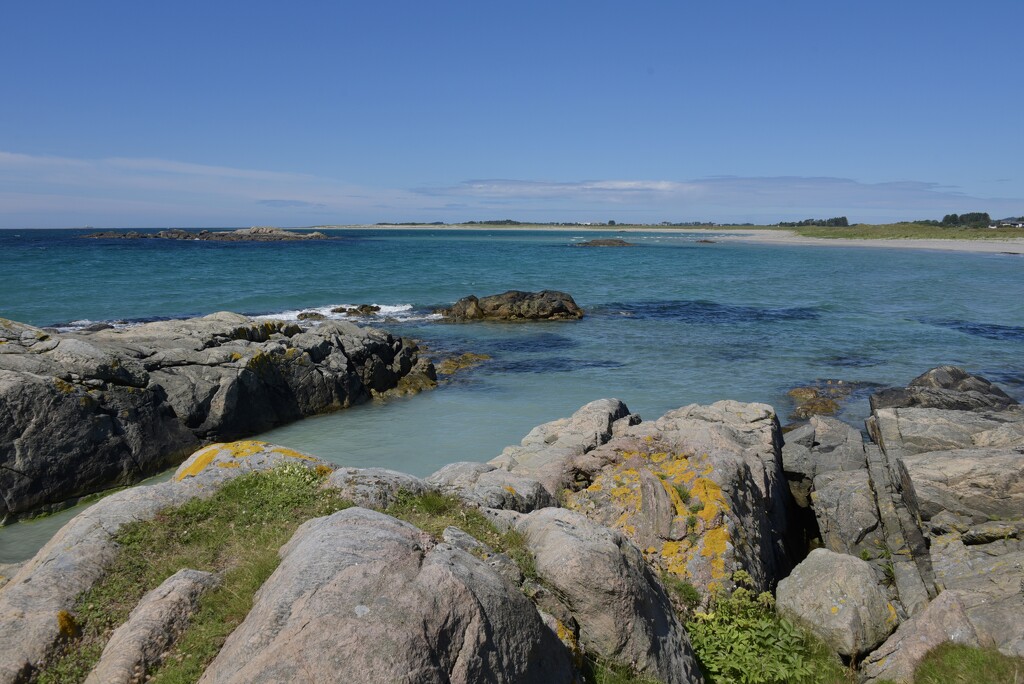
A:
0;150;1021;227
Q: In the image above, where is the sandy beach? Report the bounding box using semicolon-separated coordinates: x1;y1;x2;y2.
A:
323;224;1024;255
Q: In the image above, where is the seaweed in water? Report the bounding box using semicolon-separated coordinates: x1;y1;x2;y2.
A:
484;357;623;374
921;318;1024;343
589;299;819;324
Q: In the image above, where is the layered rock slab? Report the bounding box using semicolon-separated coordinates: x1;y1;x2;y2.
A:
200;507;574;684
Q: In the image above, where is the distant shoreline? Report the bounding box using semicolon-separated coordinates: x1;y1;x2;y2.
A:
320;224;1024;254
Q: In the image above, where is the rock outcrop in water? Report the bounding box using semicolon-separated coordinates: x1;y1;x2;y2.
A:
439;290;584;321
0;313;435;521
83;226;330;241
575;238;633;247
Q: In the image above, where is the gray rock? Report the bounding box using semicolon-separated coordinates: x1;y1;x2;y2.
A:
325;466;430;509
812;469;883;556
0;313;433;519
783;416;868;508
566;400;792;596
776;548;899;657
517;507;704;684
860;590;980;683
870;366;1018;412
85;569;219;684
426;461;557;512
902;446;1024;521
199;507;574;684
930;534;1024;657
490;398;635;496
439;290;584;321
867;406;1024;460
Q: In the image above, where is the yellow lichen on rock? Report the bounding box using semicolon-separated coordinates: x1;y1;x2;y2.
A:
57;610;79;639
701;526;730;579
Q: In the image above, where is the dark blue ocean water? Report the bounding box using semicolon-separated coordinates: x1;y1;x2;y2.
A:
2;228;1023;560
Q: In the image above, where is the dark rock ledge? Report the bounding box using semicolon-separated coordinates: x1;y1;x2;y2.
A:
0;313;435;521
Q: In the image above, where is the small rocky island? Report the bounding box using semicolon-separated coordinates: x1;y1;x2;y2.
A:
83;226;330;241
575;238;634;247
1;362;1022;682
439;290;584;321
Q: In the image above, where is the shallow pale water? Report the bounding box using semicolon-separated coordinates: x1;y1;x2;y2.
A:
2;228;1023;562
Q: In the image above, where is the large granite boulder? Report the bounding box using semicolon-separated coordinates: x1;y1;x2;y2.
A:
516;507;704;684
439;290;584;321
0;313;434;520
776;549;899;658
563;401;793;596
0;442;333;684
199;507;575;684
870;366;1018;412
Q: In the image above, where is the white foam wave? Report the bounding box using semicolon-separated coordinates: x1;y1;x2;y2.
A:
254;303;441;324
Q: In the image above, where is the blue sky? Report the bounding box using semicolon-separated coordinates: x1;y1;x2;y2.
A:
1;1;1022;227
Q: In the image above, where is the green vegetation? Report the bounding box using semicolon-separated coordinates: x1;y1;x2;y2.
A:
34;464;352;684
779;217;849;227
785;222;1024;240
685;570;849;684
385;490;538;580
911;642;1024;684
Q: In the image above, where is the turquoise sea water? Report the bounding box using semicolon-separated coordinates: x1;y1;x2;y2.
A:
2;228;1023;561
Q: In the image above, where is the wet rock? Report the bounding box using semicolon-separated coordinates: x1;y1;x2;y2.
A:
85;569;219;684
296;311;326;321
517;507;704;684
331;304;381;316
439;290;584;321
776;548;899;658
436;352;491;376
200;507;574;684
870;366;1018;412
0;313;431;519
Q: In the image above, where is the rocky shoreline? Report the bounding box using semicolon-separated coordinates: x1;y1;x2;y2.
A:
1;364;1021;682
82;226;330;241
0;312;434;522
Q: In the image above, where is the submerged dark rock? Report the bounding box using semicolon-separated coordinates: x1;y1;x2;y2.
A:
574;238;633;247
869;365;1019;412
439;290;584;321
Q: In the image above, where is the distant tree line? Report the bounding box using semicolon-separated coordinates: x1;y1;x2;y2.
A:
941;213;991;227
778;217;849;227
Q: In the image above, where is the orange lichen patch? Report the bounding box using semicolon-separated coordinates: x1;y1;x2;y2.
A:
175;441;270;481
57;610;79;639
661;479;690;517
886;602;899;626
503;485;518;495
700;526;730;579
216;461;241;469
691;477;728;524
661;539;694;576
315;464;334;477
